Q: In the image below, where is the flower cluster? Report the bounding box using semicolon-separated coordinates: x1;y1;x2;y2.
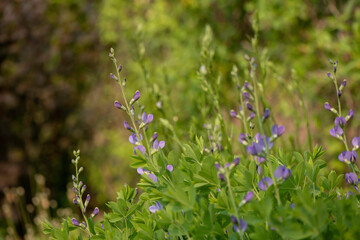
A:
215;157;240;181
258;165;291;191
203;123;224;154
70;150;99;233
324;59;360;189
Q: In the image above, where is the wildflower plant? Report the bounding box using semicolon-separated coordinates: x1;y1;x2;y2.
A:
44;39;360;239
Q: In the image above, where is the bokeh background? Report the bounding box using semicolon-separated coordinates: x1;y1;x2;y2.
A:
1;0;360;238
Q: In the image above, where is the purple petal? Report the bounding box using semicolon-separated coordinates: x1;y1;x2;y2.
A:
153;139;159;149
239;219;247;232
166;164;173;172
142;112;147;122
72;218;80;227
137;167;144;175
146;114;154;123
159;140;165;149
133;90;140;102
149;205;158;213
114;101;122;109
244;191;254;203
324;102;331;111
149;174;157;183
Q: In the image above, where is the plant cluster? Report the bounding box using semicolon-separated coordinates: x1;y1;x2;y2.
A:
43;43;360;240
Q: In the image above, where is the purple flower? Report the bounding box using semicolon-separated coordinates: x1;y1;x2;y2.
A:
91;207;99;217
248;112;255;120
271;125;285;138
246;103;254;111
142;112;154;124
149;201;163;213
137;167;149;175
73;198;78;205
324;102;331;111
327;72;332;78
345;172;358;186
230;109;237;118
239;133;248;145
231;216;247;232
246;134;273;156
124;121;131;130
72;218;80;227
334;117;346;127
338;151;357;164
218;173;225;181
329;126;343;138
243;92;250;101
263;108;270;120
346;109;354;121
132;90;140;102
352;137;360;150
290;203;295;209
274;166;292;180
257;157;266;164
166;164;173;172
232;157;240;167
215;162;221;170
152;139;165;150
244;81;250;89
134;145;146;155
258;177;273;191
110;73;117;80
129;133;142;145
114;101;124;110
244;191;254;203
149;174;157;183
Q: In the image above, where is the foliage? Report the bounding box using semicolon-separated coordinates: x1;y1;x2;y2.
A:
43;28;360;238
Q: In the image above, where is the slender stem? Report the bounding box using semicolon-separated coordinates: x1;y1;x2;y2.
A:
225;171;244;240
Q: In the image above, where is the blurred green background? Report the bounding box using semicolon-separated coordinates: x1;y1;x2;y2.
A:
1;0;360;238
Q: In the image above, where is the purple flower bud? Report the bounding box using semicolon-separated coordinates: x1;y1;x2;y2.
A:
341;80;346;87
149;174;157;183
101;223;104;230
345;172;358;186
218;173;225;181
243;92;250;101
248;112;255;120
132;90;140;102
92;207;99;217
324;102;331;111
110;73;116;80
118;65;122;72
257;157;266;164
215;163;221;170
72;175;76;181
230;109;237;118
352;137;360;150
73;198;78;205
290;203;295;209
239;133;248;145
246;103;254;111
124;121;131;130
263;108;270;120
225;162;230;168
166;164;173;172
72;218;80;227
347;109;354;120
274;166;292;180
114;101;123;109
230;215;238;225
151;132;158;142
327;72;332;78
258;177;273;191
233;157;240;167
244;191;254;203
244;81;249;89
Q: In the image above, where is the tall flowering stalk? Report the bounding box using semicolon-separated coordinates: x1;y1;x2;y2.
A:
324;59;360;191
109;48;165;172
71;150;99;236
